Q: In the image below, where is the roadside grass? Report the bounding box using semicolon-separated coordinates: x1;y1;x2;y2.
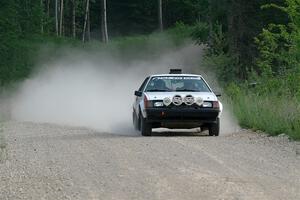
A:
228;91;300;141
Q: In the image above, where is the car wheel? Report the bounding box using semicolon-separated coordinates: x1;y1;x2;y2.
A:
209;118;220;136
140;114;152;136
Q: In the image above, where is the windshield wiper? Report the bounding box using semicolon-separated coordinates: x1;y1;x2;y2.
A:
147;89;169;92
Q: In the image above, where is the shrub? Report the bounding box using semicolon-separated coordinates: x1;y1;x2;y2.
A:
226;83;300;140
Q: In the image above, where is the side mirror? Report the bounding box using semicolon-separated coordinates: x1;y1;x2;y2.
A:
215;93;222;97
134;91;142;97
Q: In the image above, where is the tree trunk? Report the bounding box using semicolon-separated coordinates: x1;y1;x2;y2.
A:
59;0;64;36
87;10;91;41
41;0;44;34
55;0;58;36
72;0;76;38
208;0;213;46
158;0;163;31
82;0;90;42
101;0;108;43
47;0;50;17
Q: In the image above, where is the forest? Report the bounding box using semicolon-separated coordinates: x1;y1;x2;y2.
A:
0;0;299;139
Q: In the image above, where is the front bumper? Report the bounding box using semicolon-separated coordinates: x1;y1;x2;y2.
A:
145;107;220;124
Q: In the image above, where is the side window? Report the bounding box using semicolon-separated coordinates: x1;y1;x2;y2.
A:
138;77;149;91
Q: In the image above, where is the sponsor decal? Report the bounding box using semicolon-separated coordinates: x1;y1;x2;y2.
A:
155;76;201;80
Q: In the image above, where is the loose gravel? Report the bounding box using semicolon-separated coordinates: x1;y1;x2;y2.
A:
0;121;299;200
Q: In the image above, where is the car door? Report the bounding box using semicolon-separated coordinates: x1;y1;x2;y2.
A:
134;77;150;115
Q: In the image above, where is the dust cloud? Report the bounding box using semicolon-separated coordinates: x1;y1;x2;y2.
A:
3;41;239;135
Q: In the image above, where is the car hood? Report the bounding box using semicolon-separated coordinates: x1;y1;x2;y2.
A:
144;92;218;101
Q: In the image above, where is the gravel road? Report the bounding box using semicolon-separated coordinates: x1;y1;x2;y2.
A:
0;121;299;200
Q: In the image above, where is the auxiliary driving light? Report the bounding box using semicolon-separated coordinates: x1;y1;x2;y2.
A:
172;95;183;106
184;95;195;106
163;97;172;106
195;97;204;106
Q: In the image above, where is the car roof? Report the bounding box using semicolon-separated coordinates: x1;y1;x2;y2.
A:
150;74;202;77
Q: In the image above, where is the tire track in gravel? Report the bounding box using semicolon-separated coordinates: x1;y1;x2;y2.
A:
171;135;300;200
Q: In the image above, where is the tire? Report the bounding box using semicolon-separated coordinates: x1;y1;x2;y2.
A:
140;114;152;136
209;118;220;136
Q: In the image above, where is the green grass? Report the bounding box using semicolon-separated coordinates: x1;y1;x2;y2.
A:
228;92;300;140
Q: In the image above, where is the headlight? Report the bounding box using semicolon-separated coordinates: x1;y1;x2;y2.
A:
154;102;164;107
202;102;213;108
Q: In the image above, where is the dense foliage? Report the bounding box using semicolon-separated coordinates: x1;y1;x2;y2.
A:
199;0;300;139
0;0;299;139
0;0;202;85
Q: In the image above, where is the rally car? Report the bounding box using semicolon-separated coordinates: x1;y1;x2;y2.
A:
132;69;223;136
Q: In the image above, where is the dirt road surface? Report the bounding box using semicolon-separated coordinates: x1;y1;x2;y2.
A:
0;121;299;200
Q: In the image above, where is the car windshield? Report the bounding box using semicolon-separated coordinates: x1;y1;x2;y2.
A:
145;76;211;92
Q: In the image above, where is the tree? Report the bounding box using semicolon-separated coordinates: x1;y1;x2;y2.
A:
72;0;76;38
41;0;44;34
82;0;90;42
158;0;163;31
102;0;108;43
59;0;64;36
255;0;300;77
55;0;58;36
87;8;91;41
47;0;50;17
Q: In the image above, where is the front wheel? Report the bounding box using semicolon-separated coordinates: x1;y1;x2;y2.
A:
209;118;220;136
140;115;152;136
